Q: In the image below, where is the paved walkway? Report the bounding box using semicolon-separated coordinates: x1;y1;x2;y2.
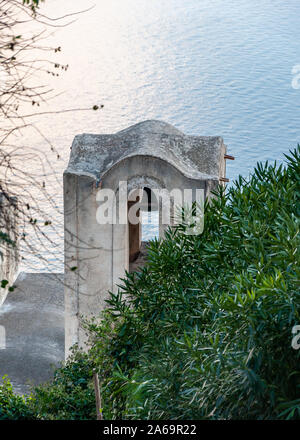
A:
0;272;64;395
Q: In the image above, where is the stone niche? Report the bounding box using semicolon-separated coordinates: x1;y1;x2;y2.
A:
64;120;228;356
0;193;19;306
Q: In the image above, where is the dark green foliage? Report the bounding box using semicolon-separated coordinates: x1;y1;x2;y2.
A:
0;232;15;247
0;377;35;420
1;146;299;419
30;350;96;420
0;350;95;420
86;146;300;419
22;0;43;12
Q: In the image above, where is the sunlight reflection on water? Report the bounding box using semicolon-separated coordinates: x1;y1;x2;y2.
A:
18;0;300;271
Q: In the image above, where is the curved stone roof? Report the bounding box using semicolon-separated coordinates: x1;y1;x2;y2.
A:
66;120;225;181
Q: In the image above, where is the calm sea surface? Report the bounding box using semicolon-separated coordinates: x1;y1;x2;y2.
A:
19;0;300;271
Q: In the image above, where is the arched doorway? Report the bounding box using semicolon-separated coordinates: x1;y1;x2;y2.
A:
128;186;159;272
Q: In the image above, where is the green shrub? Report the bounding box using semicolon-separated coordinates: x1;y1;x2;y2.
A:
30;349;96;420
0;376;35;420
86;146;300;419
0;351;95;420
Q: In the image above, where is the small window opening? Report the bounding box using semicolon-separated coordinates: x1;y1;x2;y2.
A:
128;187;159;272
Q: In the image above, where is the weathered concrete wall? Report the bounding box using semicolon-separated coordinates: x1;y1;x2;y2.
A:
64;171;130;354
0;194;19;306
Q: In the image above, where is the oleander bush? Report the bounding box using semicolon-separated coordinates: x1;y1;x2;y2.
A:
87;145;300;420
0;146;299;419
